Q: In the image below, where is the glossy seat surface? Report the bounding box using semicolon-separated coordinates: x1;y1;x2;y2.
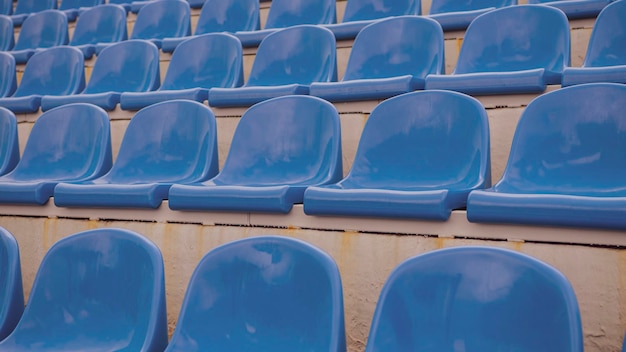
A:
425;5;570;95
10;10;68;64
0;52;17;99
528;0;612;18
0;228;168;351
165;236;345;352
10;0;57;26
310;16;444;102
120;33;243;110
0;103;111;204
0;0;11;15
428;0;517;31
562;0;626;86
209;25;336;107
0;227;23;341
54;100;218;209
467;83;626;230
304;90;490;220
0;107;19;176
69;4;128;58
365;246;583;352
129;0;190;48
59;0;104;21
169;95;343;213
0;15;14;51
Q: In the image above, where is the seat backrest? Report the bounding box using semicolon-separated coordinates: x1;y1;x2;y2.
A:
247;25;336;86
343;16;444;81
0;107;19;176
84;40;160;94
0;227;23;341
0;0;11;15
454;5;570;77
365;246;583;351
162;33;243;90
5;103;111;182
194;0;259;35
13;0;57;16
345;90;490;189
581;0;626;67
59;0;104;11
496;83;626;196
13;46;85;97
0;53;16;98
13;10;68;51
429;0;516;14
70;4;127;46
342;0;421;22
264;0;335;30
0;15;14;51
215;95;342;186
166;236;345;352
0;228;167;351
131;0;190;40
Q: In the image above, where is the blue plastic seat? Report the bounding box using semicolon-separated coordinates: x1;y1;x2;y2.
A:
0;53;17;99
562;1;626;86
309;16;444;103
69;4;128;59
10;0;57;26
425;5;570;95
209;25;336;108
59;0;104;21
467;83;626;230
54;100;218;209
0;227;23;341
528;0;612;19
0;15;14;51
365;246;583;351
0;47;85;114
131;0;205;12
41;40;160;111
0;0;11;15
169;95;342;213
428;0;517;31
0;103;111;205
324;0;421;40
0;228;168;351
9;10;68;64
0;107;19;176
233;0;335;48
120;33;243;110
165;235;346;352
161;0;259;53
304;90;490;220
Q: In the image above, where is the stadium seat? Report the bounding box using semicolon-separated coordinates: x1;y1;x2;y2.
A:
68;4;128;59
0;228;168;351
10;0;57;26
428;0;517;31
304;90;490;220
54;100;219;209
120;33;243;110
59;0;104;21
132;0;205;12
41;40;160;111
0;47;85;114
0;227;23;341
0;15;14;51
233;0;335;47
161;0;259;53
467;83;626;230
425;5;570;95
165;236;346;352
365;246;583;351
309;16;444;102
0;0;11;15
324;0;421;40
528;0;613;19
169;95;343;213
0;107;19;176
107;0;132;12
562;0;626;86
209;25;336;108
9;10;68;64
0;53;16;99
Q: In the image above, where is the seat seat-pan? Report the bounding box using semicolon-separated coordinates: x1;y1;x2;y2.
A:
120;88;208;111
425;68;555;95
208;84;308;107
41;92;121;111
309;75;423;102
562;65;626;87
54;183;172;209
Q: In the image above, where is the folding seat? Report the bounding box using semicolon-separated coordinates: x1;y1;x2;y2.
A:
165;236;346;352
233;0;335;48
120;33;243;110
161;0;259;53
54;100;219;209
0;228;168;351
428;0;517;31
0;107;19;176
209;25;336;108
169;95;343;213
425;5;570;95
309;16;444;103
0;47;85;114
0;103;111;205
59;0;104;21
528;0;613;19
10;0;57;26
0;15;14;51
68;4;128;59
467;83;626;230
8;10;68;64
304;90;490;220
132;0;205;12
0;0;11;15
0;52;17;99
562;0;626;86
365;246;583;351
41;40;160;111
0;227;23;341
323;0;421;41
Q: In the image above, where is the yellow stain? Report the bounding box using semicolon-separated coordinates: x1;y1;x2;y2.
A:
456;38;464;52
618;251;626;325
512;241;524;252
435;237;447;249
86;219;98;230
